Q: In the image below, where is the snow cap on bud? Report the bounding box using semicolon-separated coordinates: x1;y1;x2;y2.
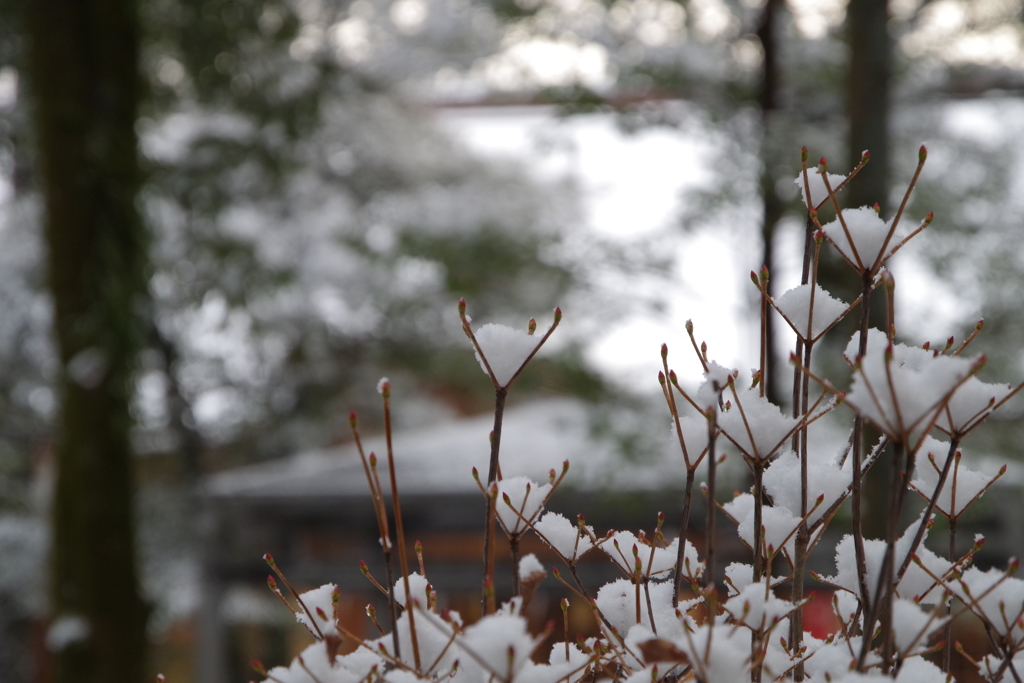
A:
561;597;569;611
919;145;928;162
367;604;376;618
263;553;275;566
376;378;390;397
157;676;165;683
861;149;870;163
657;511;665;526
801;146;809;162
528;318;537;335
577;513;586;527
349;411;357;428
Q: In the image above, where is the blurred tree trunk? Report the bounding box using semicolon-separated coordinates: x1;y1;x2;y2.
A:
26;1;149;682
757;0;784;405
847;0;891;214
847;0;892;540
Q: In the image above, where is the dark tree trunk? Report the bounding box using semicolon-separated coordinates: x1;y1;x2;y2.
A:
26;0;150;681
846;0;891;214
846;0;892;540
757;0;785;406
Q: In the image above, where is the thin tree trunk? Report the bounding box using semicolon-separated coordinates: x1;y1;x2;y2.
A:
27;1;150;682
757;0;785;407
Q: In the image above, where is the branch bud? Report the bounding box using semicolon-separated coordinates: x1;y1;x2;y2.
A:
861;149;870;163
528;318;537;335
349;411;357;428
760;265;769;282
661;343;668;359
800;146;808;162
458;297;467;316
919;145;928;163
263;553;275;567
685;319;693;335
554;306;562;323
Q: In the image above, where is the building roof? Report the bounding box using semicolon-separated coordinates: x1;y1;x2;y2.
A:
205;398;686;501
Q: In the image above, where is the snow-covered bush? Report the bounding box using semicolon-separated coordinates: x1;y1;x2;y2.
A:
248;148;1024;683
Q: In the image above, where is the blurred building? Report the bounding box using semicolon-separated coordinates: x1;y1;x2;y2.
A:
196;398;707;683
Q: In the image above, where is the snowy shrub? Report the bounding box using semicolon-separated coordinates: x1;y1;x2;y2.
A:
247;148;1024;683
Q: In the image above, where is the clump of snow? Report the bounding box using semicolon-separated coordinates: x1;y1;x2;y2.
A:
295;583;339;637
519;553;544;580
46;614;90;652
717;387;796;461
821;521;951;604
674;415;710;467
949;566;1024;639
794;169;846;208
890;598;945;654
596;578;688;639
821;206;900;270
763;449;849;525
910;436;1001;517
459;608;538;679
722;493;809;559
696;361;735;409
774;283;849;341
497;476;551;534
723;579;795;631
599;530;683;578
472;323;538;387
392;573;430;608
939;375;1013;435
843;329;975;439
533;512;594;562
